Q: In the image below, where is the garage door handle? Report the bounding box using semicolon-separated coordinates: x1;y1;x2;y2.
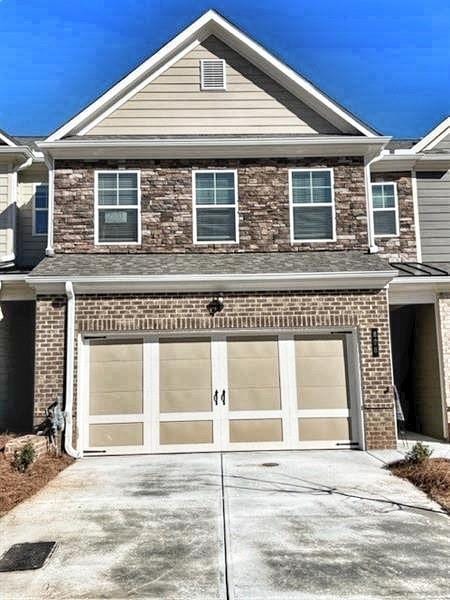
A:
213;390;218;406
221;390;226;405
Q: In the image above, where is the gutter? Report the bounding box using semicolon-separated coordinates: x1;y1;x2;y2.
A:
27;269;397;294
64;281;81;458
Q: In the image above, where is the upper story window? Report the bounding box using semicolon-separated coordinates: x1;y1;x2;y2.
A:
289;169;335;242
200;59;226;90
33;183;49;236
372;182;399;237
95;171;140;244
193;170;238;244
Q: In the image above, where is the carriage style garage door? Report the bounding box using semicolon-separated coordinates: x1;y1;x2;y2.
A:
82;332;362;454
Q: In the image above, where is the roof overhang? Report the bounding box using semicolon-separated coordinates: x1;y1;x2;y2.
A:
371;151;450;172
26;269;396;295
45;10;377;142
38;135;390;160
0;145;34;166
389;275;450;305
411;117;450;153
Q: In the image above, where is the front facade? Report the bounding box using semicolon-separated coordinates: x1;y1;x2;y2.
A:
1;10;449;455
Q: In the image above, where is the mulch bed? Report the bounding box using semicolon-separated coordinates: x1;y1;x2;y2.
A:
0;435;74;517
390;458;450;513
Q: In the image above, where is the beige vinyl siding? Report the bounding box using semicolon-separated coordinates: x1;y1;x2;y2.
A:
417;171;450;261
89;36;340;136
17;164;48;267
426;131;450;153
0;169;12;257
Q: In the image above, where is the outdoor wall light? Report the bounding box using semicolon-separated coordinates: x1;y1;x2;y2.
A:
207;295;224;316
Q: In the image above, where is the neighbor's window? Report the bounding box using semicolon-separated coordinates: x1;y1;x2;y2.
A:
96;171;140;244
33;184;49;236
290;169;335;241
193;171;238;243
371;182;398;237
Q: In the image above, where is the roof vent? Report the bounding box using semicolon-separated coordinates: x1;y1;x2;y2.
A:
200;59;226;90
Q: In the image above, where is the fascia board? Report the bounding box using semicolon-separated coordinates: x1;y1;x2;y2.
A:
27;270;396;295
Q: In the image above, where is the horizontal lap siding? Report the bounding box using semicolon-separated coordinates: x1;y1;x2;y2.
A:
17;165;48;267
417;171;450;261
89;36;339;135
0;171;10;256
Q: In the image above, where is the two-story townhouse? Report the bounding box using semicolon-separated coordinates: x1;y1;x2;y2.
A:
1;10;449;456
375;121;450;442
0;131;48;431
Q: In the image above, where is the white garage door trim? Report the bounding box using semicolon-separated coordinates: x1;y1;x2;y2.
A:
77;328;365;455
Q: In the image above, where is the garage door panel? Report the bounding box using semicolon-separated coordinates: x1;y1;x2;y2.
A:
228;387;281;411
160;389;212;413
160;359;211;391
295;338;345;357
159;338;210;359
227;336;278;358
90;339;142;362
298;386;349;410
296;356;347;387
90;362;143;393
160;421;213;445
228;357;279;389
229;419;283;443
298;418;351;441
89;422;144;447
90;391;143;415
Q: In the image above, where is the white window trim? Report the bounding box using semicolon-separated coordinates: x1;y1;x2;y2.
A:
94;170;141;246
289;168;336;244
32;182;49;237
371;181;399;238
200;59;227;91
192;169;239;245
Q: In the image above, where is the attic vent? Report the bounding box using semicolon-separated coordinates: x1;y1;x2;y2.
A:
200;59;226;90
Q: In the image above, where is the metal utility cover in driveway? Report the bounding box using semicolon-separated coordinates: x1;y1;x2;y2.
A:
0;542;56;572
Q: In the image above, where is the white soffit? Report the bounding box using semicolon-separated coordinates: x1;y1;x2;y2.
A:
46;10;376;141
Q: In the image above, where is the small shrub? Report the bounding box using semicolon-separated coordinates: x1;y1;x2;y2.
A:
13;442;36;473
405;441;433;464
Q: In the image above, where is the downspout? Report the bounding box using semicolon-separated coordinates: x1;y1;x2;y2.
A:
64;281;81;458
44;152;55;257
364;154;379;254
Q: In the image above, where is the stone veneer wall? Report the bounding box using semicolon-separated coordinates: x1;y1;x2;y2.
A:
370;171;417;261
438;293;450;438
53;157;369;254
34;289;397;450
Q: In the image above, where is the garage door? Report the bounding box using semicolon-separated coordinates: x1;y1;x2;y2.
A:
83;332;361;454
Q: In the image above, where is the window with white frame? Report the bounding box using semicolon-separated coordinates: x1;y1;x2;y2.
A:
290;169;335;241
200;59;226;90
371;182;398;237
33;184;49;236
96;171;140;244
193;170;238;243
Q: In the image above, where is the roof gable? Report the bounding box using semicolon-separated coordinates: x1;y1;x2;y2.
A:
87;36;340;136
412;117;450;153
0;129;18;146
46;10;376;141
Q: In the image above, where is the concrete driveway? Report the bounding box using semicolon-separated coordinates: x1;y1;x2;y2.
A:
0;451;449;599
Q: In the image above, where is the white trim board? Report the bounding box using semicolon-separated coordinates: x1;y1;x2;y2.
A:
412;117;450;153
45;10;376;141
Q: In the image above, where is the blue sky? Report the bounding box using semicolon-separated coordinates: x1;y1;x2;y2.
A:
1;0;448;138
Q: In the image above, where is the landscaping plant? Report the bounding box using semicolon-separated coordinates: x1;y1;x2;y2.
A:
13;442;36;473
404;441;433;464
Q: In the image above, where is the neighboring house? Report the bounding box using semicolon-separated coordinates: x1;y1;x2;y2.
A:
0;10;449;455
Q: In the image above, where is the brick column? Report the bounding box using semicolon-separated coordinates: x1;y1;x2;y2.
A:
34;295;66;426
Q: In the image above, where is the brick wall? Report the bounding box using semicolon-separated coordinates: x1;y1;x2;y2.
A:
34;289;397;449
438;293;450;438
370;171;417;261
53;157;370;254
